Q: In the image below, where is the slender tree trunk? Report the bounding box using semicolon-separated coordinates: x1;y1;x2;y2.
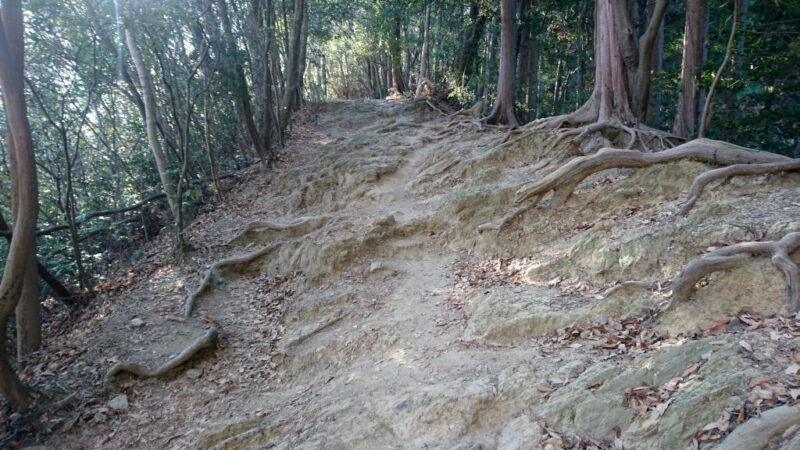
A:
124;25;178;218
296;2;309;109
0;0;38;409
281;0;304;129
485;0;521;126
632;0;667;121
7;125;39;361
646;0;665;126
217;0;272;167
415;0;432;96
457;0;488;85
698;0;738;138
673;0;707;138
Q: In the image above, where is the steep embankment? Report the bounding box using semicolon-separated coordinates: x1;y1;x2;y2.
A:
34;100;800;449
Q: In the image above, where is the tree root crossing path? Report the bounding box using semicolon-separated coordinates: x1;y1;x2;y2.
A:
42;100;800;449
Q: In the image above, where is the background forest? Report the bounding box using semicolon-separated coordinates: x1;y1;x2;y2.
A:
0;0;798;410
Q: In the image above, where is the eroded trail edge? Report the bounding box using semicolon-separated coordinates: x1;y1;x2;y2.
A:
43;100;800;449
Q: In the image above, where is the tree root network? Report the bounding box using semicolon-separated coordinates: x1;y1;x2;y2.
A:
185;245;276;317
105;327;219;381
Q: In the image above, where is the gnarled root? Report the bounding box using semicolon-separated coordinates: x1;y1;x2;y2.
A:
185;246;276;317
718;404;800;449
515;138;792;208
670;232;800;313
602;280;662;298
105;327;219;381
477;199;539;233
227;215;330;245
679;159;800;215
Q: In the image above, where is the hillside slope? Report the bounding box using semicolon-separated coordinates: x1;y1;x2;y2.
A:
30;100;800;449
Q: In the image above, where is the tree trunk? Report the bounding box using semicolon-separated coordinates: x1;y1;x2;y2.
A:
457;0;488;85
485;0;521;126
217;0;272;167
0;0;39;410
537;0;635;128
646;0;665;126
390;13;406;93
6;125;40;360
296;2;309;109
673;0;707;138
632;0;667;121
124;24;178;218
281;0;305;129
415;1;432;96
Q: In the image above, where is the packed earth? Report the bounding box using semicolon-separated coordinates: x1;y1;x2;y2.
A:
10;100;799;449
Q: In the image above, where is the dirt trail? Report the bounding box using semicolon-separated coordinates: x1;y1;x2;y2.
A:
31;100;800;449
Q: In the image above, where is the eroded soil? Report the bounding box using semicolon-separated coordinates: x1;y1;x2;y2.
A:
15;100;800;449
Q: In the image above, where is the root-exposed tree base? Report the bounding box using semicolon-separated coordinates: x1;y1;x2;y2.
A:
105;327;219;381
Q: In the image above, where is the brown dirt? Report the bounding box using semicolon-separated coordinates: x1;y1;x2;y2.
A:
8;99;800;449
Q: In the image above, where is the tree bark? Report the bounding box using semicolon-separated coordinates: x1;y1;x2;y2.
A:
124;22;178;218
485;0;521;126
632;0;667;121
645;0;666;126
415;1;432;96
281;0;305;129
698;0;737;138
457;0;488;85
390;13;407;93
673;0;707;138
0;0;38;410
217;0;273;168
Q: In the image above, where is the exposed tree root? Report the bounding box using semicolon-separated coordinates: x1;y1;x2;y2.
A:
601;280;661;298
227;215;330;245
678;159;800;215
477;201;539;234
514;139;792;208
718;404;800;449
185;246;276;317
670;232;800;313
425;100;448;116
105;327;219;381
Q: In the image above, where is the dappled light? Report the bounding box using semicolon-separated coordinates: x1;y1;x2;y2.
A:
0;0;798;448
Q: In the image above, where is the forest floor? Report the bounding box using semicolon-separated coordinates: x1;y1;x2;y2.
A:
10;100;800;449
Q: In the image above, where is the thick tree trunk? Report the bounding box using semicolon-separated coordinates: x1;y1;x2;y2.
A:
415;1;432;96
124;25;178;218
390;14;406;93
485;0;521;126
673;0;707;138
0;0;39;410
582;0;634;123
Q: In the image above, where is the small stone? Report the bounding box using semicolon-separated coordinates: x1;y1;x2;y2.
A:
129;318;145;328
186;369;203;379
108;394;129;411
369;262;384;273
